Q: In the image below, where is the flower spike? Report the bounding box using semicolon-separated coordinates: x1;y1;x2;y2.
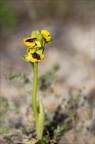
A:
22;29;53;143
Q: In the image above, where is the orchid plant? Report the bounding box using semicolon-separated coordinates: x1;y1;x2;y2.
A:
23;30;53;144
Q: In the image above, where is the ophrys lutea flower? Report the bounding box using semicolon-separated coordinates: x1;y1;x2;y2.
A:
40;30;53;43
23;37;42;48
23;48;44;63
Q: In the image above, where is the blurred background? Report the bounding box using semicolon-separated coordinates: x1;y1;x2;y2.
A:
0;0;95;143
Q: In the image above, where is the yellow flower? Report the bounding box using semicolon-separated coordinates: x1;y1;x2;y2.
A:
40;30;53;43
23;37;41;47
23;48;44;62
22;30;53;63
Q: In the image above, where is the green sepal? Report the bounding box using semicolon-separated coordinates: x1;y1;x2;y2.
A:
31;30;45;47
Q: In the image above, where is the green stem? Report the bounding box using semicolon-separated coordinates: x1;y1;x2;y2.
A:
32;62;38;126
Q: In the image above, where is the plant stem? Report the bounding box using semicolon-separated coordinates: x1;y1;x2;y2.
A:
32;62;39;128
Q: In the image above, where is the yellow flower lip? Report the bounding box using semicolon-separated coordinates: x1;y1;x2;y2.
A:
23;51;44;63
23;37;36;47
25;38;37;42
23;37;42;47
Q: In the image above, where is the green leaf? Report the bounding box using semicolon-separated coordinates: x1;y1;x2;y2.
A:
37;99;45;140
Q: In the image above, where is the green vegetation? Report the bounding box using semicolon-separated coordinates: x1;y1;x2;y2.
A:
39;64;60;92
0;96;9;124
0;0;17;30
9;71;29;83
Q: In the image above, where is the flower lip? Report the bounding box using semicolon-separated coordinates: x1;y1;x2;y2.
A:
25;38;37;42
32;52;41;60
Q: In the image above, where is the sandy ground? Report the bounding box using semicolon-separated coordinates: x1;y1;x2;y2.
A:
0;21;95;143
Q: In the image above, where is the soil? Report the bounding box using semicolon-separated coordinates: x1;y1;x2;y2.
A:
0;20;95;144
